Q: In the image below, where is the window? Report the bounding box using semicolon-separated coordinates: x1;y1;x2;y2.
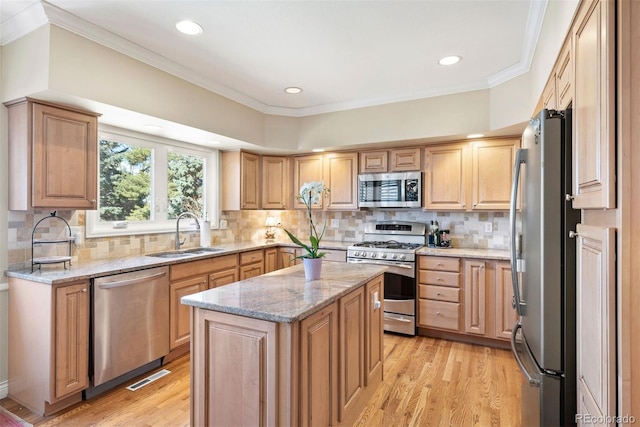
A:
86;127;218;237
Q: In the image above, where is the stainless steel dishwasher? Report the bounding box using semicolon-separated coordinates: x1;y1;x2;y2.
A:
92;266;169;388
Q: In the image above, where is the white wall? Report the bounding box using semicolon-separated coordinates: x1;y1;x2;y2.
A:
1;43;10;398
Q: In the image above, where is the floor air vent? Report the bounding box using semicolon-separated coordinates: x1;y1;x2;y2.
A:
126;369;171;391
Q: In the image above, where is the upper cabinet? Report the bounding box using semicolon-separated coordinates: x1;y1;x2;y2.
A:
360;148;421;173
292;152;358;211
5;98;100;211
292;154;324;209
261;156;289;210
424;138;519;211
323;152;358;210
540;37;573;112
424;143;468;210
572;0;615;209
470;139;519;210
221;151;260;210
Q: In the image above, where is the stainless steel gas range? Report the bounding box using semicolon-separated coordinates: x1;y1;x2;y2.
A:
347;221;426;336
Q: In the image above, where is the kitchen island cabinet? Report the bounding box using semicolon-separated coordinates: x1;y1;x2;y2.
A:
182;262;386;427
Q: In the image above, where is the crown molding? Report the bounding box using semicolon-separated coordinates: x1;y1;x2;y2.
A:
4;0;548;118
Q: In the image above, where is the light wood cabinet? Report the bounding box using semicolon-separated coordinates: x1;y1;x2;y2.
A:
292;154;324;209
300;302;339;427
470;139;518;210
424;138;519;211
279;246;302;268
494;262;518;340
8;278;89;415
572;0;615;209
5;98;99;211
323;152;359;210
424;143;469;210
190;274;384;426
261;156;289;209
359;147;421;173
464;259;487;335
169;275;207;350
390;147;421;171
359;150;388;173
575;224;616;424
417;256;462;331
221;150;260;210
169;254;239;349
338;286;365;421
264;247;278;273
540;38;573;112
239;249;264;279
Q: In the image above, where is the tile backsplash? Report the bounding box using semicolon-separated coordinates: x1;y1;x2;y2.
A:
6;208;510;270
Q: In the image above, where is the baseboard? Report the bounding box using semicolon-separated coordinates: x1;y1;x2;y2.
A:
0;379;8;399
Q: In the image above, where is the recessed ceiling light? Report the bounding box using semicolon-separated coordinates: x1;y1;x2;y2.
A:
284;87;303;94
144;124;163;131
438;55;462;66
312;148;325;153
467;133;484;138
176;20;203;36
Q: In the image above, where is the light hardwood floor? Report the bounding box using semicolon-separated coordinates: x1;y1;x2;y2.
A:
0;335;520;426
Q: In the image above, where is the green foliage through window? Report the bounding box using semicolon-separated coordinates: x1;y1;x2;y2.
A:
167;152;204;219
99;139;152;222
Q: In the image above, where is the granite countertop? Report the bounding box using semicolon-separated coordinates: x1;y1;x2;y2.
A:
416;247;510;260
4;239;353;285
181;262;387;323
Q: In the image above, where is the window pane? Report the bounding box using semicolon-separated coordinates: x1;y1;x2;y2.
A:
167;152;204;219
99;139;152;222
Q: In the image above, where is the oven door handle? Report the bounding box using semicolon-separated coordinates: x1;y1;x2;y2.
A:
348;259;413;269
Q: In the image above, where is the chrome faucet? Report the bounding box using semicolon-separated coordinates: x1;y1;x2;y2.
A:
175;212;201;250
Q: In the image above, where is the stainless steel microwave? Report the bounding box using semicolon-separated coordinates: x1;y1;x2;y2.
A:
358;171;422;208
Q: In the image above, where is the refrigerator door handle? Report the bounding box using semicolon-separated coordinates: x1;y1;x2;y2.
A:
509;148;527;315
510;321;541;387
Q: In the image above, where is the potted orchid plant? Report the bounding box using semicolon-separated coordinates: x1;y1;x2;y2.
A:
284;181;330;280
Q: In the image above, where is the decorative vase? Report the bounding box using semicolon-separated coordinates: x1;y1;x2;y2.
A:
303;257;323;281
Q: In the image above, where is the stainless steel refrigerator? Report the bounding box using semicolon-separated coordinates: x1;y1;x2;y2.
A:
509;108;580;426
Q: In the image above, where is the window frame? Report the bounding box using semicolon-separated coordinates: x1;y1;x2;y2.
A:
86;126;219;238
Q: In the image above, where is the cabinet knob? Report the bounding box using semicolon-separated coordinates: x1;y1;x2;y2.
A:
569;231;579;238
437;277;442;281
436;292;441;296
436;311;441;316
90;199;96;205
565;194;575;201
82;288;87;293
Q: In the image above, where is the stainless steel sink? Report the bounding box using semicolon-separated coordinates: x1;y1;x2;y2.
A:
183;247;226;254
146;247;226;258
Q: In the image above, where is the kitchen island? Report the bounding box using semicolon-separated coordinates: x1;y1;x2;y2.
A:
181;262;386;427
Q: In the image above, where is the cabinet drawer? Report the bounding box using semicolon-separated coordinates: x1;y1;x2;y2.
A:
419;270;460;288
418;256;460;272
170;254;238;281
240;250;264;265
418;300;460;331
418;285;460;303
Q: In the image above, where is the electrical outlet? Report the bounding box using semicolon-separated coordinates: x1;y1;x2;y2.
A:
219;219;228;229
484;222;493;233
331;219;339;228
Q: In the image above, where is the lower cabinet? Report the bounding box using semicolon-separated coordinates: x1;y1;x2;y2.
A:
170;276;207;350
190;275;384;426
418;255;516;343
8;278;89;416
240;249;264;279
265;247;278;273
279;246;302;268
170;254;239;349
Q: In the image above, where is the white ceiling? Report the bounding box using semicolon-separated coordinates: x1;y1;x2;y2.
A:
1;0;548;118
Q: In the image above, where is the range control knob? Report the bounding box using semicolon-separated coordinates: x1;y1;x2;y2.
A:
399;254;406;261
353;251;360;257
391;254;398;260
381;253;387;259
370;252;377;258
